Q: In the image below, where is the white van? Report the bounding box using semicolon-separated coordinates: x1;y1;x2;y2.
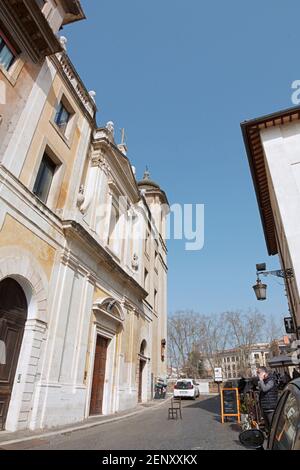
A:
173;379;199;399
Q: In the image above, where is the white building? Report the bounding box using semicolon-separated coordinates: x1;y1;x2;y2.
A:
242;107;300;336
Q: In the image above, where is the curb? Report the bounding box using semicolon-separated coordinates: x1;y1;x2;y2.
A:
0;397;172;447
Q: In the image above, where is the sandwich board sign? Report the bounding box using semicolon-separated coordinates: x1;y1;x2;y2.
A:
214;367;223;382
220;388;240;424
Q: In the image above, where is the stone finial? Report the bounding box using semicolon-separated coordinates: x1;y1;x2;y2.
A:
106;121;115;136
143;166;150;180
89;90;96;102
77;185;85;212
59;36;68;51
132;254;139;271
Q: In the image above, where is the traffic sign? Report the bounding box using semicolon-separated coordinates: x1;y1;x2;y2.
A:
214;367;223;382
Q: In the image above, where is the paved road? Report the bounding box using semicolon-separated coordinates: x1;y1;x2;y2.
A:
5;396;243;450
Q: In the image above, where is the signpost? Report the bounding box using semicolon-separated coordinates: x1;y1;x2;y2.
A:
214;367;223;382
214;367;223;395
220;388;240;424
284;317;295;334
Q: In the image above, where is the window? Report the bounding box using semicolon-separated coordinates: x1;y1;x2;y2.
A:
33;154;57;203
0;32;16;71
272;392;300;450
54;101;71;134
145;230;150;255
144;269;149;293
254;353;260;360
231;356;235;362
154;289;158;312
154;250;158;270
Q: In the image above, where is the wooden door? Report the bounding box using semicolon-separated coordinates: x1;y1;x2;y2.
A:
90;336;108;415
0;278;27;430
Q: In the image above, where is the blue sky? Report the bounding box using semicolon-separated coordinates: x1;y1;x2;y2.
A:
65;0;298;320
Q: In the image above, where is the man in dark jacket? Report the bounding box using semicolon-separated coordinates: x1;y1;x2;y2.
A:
257;367;278;433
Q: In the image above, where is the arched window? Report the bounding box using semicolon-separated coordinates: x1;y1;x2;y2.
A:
140;340;147;357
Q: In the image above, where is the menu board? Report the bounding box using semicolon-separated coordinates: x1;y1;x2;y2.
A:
220;388;240;423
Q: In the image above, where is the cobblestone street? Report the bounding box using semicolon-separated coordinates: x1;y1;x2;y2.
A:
1;396;243;450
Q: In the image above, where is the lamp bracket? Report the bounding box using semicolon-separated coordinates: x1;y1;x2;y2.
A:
256;268;294;280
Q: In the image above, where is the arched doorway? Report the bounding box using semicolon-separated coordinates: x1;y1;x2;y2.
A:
0;278;27;430
138;340;147;403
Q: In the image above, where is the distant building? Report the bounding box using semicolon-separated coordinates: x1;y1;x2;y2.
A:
199;339;290;380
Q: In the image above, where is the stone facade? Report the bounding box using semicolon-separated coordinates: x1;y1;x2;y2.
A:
0;1;168;431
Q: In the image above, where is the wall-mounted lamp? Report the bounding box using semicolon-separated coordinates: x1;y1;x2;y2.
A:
252;263;294;301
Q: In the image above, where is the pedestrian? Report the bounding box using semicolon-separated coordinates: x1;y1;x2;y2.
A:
238;376;246;394
282;370;291;384
257;366;278;434
292;367;300;379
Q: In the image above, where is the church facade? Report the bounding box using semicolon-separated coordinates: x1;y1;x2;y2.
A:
0;0;168;431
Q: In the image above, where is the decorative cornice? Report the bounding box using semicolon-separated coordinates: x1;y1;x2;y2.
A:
62;219;148;299
60;0;86;25
92;132;140;204
0;0;62;62
241;106;300;255
91;151;111;175
53;52;96;119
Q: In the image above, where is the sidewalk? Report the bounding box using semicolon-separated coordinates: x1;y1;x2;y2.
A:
0;396;171;447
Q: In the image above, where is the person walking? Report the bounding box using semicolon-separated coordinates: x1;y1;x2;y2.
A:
257;366;278;433
292;367;300;379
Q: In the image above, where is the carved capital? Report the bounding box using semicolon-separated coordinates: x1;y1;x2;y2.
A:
91;151;111;175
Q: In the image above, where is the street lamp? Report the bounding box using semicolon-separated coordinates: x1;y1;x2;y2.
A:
253;278;267;301
252;263;294;301
252;263;300;340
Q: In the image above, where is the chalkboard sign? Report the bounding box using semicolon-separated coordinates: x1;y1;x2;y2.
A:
220;388;240;423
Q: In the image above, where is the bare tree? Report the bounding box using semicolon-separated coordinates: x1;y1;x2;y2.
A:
168;311;231;378
225;309;266;376
168;310;207;377
198;313;230;376
264;315;284;345
168;308;270;379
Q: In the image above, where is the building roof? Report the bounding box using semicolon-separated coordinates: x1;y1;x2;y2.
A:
241;105;300;255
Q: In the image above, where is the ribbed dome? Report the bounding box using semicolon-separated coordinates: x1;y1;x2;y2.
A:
137;167;161;190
